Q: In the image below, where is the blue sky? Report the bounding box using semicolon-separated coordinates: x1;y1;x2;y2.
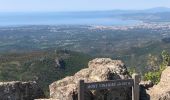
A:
0;0;170;12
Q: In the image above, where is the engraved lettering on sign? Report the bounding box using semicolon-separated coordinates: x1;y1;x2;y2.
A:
86;79;133;90
87;84;98;89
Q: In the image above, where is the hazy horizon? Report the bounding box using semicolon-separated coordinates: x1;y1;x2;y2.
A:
0;0;170;26
0;7;169;13
0;0;170;12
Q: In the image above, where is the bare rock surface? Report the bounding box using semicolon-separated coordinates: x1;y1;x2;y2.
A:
49;58;131;100
0;81;45;100
147;67;170;100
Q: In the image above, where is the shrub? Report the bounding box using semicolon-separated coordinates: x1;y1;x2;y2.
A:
144;71;161;84
144;50;170;84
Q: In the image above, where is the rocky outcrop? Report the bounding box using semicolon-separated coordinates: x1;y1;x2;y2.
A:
0;81;45;100
55;58;65;69
139;81;151;100
147;67;170;100
140;80;153;89
49;58;131;100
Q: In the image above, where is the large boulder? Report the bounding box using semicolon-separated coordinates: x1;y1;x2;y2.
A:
147;67;170;100
0;81;45;100
49;58;131;100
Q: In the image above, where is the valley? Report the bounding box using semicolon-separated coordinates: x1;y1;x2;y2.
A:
1;22;170;96
1;23;170;68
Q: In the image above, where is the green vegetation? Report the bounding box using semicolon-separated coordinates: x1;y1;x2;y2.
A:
1;25;170;95
128;67;136;76
144;71;161;84
0;50;92;96
144;50;170;84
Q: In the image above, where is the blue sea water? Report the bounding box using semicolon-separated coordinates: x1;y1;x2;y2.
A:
0;12;141;26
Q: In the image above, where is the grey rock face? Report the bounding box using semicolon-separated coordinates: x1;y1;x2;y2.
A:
147;67;170;100
0;81;45;100
49;58;131;100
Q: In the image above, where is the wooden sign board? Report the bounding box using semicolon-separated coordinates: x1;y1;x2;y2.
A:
78;74;140;100
85;79;134;90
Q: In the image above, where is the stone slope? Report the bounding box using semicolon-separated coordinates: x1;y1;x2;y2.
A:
0;81;45;100
49;58;131;100
147;67;170;100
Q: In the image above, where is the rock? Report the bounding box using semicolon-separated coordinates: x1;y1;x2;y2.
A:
140;80;154;89
147;67;170;100
55;58;65;69
139;80;153;100
158;91;170;100
0;81;45;100
139;86;150;100
49;58;131;100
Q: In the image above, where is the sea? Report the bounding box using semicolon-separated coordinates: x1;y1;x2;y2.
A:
0;12;142;26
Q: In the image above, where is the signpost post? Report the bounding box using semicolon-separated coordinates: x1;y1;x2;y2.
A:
78;73;140;100
132;73;140;100
78;80;85;100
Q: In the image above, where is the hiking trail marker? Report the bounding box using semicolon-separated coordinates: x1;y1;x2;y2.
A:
78;73;140;100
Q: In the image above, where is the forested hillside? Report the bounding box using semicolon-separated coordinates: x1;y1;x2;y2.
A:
0;50;92;95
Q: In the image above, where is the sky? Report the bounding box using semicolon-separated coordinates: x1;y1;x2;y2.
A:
0;0;170;12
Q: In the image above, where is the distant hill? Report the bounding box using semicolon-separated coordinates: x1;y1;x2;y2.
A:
142;7;170;13
63;7;170;15
1;7;170;26
54;7;170;22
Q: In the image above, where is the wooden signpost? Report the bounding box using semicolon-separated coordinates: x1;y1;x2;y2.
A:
78;73;140;100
